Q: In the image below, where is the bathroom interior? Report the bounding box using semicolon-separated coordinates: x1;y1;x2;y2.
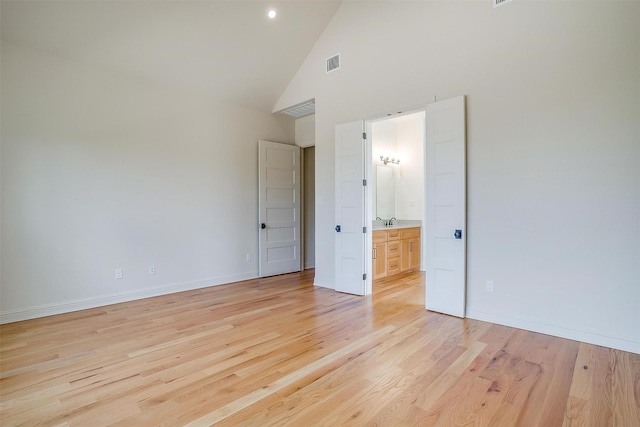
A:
371;110;426;281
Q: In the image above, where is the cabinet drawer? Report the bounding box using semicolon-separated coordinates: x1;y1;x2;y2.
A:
387;230;401;241
388;257;401;274
387;241;401;257
373;231;387;243
401;227;420;239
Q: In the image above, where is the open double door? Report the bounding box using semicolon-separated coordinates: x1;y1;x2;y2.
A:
334;95;467;318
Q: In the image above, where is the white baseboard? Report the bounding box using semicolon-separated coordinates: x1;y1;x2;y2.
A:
0;271;259;325
313;280;332;289
466;309;640;355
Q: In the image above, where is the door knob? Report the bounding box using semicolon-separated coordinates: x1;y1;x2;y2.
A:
454;229;462;239
261;223;266;229
335;225;341;232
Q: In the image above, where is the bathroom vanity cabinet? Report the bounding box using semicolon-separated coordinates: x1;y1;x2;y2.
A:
372;227;421;280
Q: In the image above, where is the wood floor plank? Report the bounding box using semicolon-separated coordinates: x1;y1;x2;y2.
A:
414;340;488;412
1;270;639;426
517;337;580;426
411;327;518;426
218;320;428;426
563;342;598;426
611;349;640;427
183;325;396;426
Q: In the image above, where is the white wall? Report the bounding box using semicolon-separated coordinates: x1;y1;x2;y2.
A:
295;114;316;148
1;42;294;322
275;1;640;353
395;113;424;221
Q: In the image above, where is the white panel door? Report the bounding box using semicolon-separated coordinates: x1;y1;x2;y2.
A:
425;96;466;317
335;121;366;295
258;140;301;277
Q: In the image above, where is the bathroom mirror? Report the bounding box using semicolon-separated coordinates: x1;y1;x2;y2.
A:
376;165;395;219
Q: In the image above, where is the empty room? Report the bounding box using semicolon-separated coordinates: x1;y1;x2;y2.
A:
1;1;639;426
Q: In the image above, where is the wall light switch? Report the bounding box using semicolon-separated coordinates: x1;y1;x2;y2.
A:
115;268;123;279
148;265;155;275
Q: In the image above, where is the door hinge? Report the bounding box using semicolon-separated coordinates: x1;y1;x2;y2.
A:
362;132;367;140
363;273;367;280
363;226;367;233
362;179;367;186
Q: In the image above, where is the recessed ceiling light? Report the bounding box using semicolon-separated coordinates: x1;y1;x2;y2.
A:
267;8;277;19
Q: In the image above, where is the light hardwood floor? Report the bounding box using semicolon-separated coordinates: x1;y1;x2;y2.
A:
1;270;639;426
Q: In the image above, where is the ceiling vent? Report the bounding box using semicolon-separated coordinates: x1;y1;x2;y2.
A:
280;101;315;118
493;0;514;7
326;54;340;73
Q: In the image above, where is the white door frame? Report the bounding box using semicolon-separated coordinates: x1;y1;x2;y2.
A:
364;107;427;295
364;122;373;295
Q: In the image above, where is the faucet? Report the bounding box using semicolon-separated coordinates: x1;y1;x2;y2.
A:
376;217;389;227
389;217;397;226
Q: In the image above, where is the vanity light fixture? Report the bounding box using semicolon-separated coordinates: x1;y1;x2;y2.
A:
380;155;400;165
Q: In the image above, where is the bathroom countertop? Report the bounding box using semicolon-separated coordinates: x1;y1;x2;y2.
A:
372;220;422;231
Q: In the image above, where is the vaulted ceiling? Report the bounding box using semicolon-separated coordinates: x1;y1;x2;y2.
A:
0;1;341;112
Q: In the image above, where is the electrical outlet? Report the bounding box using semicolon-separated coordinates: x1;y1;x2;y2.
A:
245;253;251;262
148;265;155;275
115;268;123;279
486;280;494;292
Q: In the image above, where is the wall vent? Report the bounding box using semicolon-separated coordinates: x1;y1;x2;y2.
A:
326;54;340;73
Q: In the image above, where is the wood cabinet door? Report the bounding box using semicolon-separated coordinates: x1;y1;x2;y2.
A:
401;228;421;272
373;242;387;280
408;238;420;270
401;239;412;272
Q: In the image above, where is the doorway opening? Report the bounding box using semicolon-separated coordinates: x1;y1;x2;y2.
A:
303;146;315;270
334;96;466;317
360;95;467;317
369;110;427;289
